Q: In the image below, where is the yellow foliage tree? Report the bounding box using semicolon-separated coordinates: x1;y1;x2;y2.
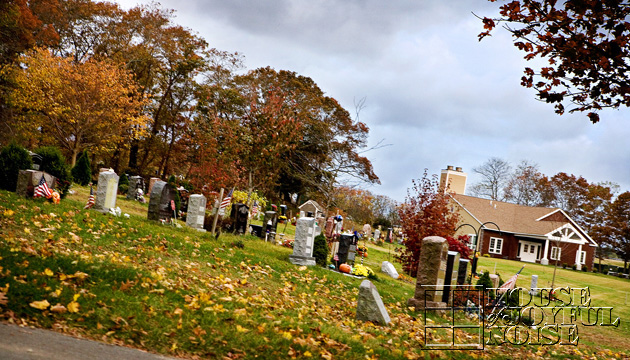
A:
8;48;150;165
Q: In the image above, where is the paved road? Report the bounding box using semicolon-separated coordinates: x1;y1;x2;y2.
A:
0;322;179;360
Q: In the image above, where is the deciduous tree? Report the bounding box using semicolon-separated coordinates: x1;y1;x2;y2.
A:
480;0;630;123
397;170;459;276
469;157;511;201
604;191;630;270
9;48;150;165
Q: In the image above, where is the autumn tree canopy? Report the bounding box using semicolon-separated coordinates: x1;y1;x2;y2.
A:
8;48;150;165
481;0;630;123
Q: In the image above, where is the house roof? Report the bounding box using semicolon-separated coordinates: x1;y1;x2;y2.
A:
451;194;566;236
298;199;324;212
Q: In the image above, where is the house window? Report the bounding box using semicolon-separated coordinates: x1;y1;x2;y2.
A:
523;244;528;253
550;247;561;261
530;245;535;254
467;234;477;250
489;237;503;254
579;251;586;264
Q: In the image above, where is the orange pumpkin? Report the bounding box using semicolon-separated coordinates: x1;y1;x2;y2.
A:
339;264;351;273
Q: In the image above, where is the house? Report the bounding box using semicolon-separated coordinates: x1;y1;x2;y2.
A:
442;166;597;270
298;199;325;218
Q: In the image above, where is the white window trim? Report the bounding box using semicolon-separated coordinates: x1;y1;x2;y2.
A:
489;237;503;254
550;246;561;261
579;250;586;265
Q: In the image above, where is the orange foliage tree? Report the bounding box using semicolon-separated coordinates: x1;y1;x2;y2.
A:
397;169;459;277
8;48;150;165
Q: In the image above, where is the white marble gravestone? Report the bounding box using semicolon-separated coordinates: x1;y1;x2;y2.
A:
94;171;119;212
289;217;317;266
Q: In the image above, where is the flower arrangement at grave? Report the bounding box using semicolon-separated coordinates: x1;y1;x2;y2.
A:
278;215;288;224
351;264;375;278
356;245;368;257
281;238;294;248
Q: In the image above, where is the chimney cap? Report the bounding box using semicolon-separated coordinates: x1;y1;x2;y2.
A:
456;167;463;172
446;165;454;170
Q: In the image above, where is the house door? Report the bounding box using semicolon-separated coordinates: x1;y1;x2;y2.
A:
519;241;540;263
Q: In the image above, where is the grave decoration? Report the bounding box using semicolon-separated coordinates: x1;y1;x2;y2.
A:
16;170;56;198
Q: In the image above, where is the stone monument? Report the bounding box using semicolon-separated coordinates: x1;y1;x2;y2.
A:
457;259;470;285
381;261;399;279
148;181;177;221
529;274;539;295
442;251;460;304
335;234;355;268
147;177;160;198
289;217;317;266
94;170;119;212
15;170;56;197
127;176;143;199
407;236;449;311
356;280;390;325
186;194;207;231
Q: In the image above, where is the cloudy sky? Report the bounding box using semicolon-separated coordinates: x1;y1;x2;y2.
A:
115;0;630;202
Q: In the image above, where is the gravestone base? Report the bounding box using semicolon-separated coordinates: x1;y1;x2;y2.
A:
407;298;447;315
289;255;317;266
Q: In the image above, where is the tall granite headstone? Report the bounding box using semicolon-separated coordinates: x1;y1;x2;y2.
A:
231;203;249;234
127;176;143;199
289;217;317;266
356;280;391;325
186;194;207;231
148;181;177;221
336;234;355;268
442;251;461;304
408;236;449;311
94;170;119;212
457;259;470;285
15;170;56;197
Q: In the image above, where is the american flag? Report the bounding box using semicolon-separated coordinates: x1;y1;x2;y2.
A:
84;186;95;209
33;176;52;198
219;188;233;210
497;266;524;293
251;200;259;216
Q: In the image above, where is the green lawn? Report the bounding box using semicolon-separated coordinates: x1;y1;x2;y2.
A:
0;186;628;359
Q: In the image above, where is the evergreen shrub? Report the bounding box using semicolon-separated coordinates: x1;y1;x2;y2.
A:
71;150;92;185
35;146;72;198
312;234;328;267
0;143;32;191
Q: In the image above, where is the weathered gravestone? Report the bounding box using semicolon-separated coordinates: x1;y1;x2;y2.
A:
231;203;249;234
381;261;399;279
374;229;381;241
94;170;119;212
408;236;449;311
147;181;177;221
127;176;143;200
363;223;372;237
289;217;317;266
356;280;391;325
489;274;500;288
262;211;278;241
529;275;539;295
457;259;470;285
15;170;56;197
186;194;206;231
147;177;160;198
442;251;461;304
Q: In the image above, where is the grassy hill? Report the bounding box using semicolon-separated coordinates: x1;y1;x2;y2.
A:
0;187;628;359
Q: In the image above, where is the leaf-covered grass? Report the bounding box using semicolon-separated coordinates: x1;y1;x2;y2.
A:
0;188;628;359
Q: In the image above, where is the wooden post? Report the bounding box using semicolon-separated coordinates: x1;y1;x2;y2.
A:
211;188;224;237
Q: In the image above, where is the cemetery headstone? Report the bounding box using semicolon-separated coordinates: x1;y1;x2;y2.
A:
335;234;355;268
489;274;500;288
407;236;449;311
374;229;381;241
147;181;177;221
231;203;249;234
15;170;56;197
147;177;160;198
289;217;317;266
325;217;334;238
529;275;539;295
94;170;119;212
362;223;372;238
442;251;461;303
457;259;470;285
381;261;399;279
356;280;391;325
127;176;143;200
186;194;207;231
348;244;357;263
262;211;278;241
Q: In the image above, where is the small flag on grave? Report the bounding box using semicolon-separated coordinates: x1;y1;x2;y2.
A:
84;186;95;209
34;175;52;199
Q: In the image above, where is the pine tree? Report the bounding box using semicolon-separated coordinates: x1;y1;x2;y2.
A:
71;150;92;186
